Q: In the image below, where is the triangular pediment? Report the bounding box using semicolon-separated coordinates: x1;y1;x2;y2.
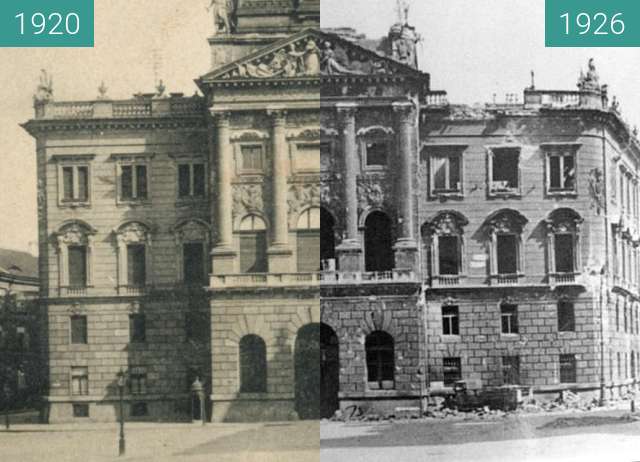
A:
199;28;429;83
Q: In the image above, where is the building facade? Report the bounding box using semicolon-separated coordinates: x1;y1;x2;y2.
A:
24;0;321;423
319;20;640;417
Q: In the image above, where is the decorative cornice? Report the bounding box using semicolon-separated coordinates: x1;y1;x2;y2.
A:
22;116;207;134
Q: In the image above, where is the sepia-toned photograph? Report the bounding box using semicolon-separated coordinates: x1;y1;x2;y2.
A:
0;0;639;461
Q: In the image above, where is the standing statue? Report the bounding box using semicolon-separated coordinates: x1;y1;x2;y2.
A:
209;0;236;34
577;58;600;91
34;69;53;104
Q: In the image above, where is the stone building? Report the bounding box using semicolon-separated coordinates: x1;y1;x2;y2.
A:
320;19;640;416
23;0;321;423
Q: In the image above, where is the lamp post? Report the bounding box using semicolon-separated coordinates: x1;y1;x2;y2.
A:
191;377;205;426
116;369;126;456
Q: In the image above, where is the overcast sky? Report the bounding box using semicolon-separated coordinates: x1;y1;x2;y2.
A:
2;0;640;253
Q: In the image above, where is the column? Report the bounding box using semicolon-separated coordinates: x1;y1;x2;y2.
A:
211;111;236;275
267;109;293;273
392;101;418;271
335;103;362;272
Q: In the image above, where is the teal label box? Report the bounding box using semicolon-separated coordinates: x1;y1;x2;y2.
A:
546;0;640;47
0;0;93;47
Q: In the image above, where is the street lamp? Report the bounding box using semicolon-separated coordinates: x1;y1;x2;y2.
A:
191;376;205;426
116;368;126;456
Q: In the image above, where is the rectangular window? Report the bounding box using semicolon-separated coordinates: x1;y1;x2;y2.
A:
442;306;459;335
186;312;207;343
129;367;147;394
438;236;460;275
127;244;146;287
131;402;148;417
178;164;190;197
548;151;576;192
16;326;28;351
120;164;148;201
129;314;146;343
554;234;575;273
496;234;518;274
502;356;520;385
432;153;461;193
68;245;88;288
71;367;89;395
557;301;575;332
178;163;206;198
365;141;387;167
443;357;462;386
559;354;577;383
63;166;74;200
618;352;622;379
61;165;89;203
183;243;205;285
70;315;88;344
491;149;519;193
501;304;519;334
73;403;89;418
241;145;263;171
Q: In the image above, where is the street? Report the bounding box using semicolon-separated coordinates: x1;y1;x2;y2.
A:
320;410;640;462
0;420;319;462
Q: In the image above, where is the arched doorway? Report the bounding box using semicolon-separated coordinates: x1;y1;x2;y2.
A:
320;208;335;270
320;324;339;418
294;324;320;419
364;211;394;272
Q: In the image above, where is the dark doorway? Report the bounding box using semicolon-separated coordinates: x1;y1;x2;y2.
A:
364;211;394;272
320;208;335;270
294;324;320;420
320;324;339;418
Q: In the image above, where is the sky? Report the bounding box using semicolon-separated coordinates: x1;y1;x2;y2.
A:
2;0;640;254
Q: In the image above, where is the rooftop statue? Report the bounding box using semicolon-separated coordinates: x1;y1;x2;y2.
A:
577;58;600;91
209;0;236;34
34;69;53;105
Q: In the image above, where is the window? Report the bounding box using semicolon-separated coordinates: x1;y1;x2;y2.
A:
365;331;395;389
127;244;146;287
178;163;205;198
239;335;267;393
547;149;576;192
73;403;89;418
238;215;268;274
16;326;29;351
185;312;207;343
557;301;575;332
297;208;321;272
438;235;461;275
364;211;394;272
68;245;88;288
554;234;575;273
442;306;459;335
489;148;519;194
559;354;576;383
443;357;462;386
183;243;206;286
120;164;148;201
431;152;462;194
240;145;263;171
502;356;520;385
426;212;468;281
129;367;147;394
365;141;387;167
70;315;88;344
131;402;148;417
618;352;622;379
129;314;146;343
501;304;519;334
497;234;518;274
71;367;89;395
61;165;89;203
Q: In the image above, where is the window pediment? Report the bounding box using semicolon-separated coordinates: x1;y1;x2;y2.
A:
484;209;528;235
427;211;468;235
115;221;153;244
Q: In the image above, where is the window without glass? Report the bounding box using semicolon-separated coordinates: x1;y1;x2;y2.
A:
239;335;267;393
496;234;518;274
442;306;459;335
127;244;146;287
120;164;148;201
365;141;387;167
557;301;575;332
438;235;460;275
240;145;263;171
491;149;519;192
70;315;88;344
432;153;461;193
178;163;205;198
183;243;205;285
365;331;395;389
443;357;462;386
68;245;88;288
71;367;89;395
129;314;146;343
559;354;577;383
501;304;519;334
548;151;576;192
502;356;520;385
554;234;575;273
62;166;89;202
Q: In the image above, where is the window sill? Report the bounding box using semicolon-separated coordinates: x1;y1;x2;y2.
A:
116;200;151;207
488;190;521;198
500;333;520;338
176;196;206;206
59;201;91;208
431;191;463;200
546;189;577;197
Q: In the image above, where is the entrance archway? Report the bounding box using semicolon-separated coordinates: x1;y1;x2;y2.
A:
294;324;320;419
320;324;339;418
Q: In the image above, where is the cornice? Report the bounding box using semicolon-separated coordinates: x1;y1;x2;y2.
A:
22;116;207;135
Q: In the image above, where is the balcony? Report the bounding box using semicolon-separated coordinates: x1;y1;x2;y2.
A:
210;273;320;289
320;270;416;285
549;272;581;287
424;91;449;108
489;274;522;287
431;275;466;288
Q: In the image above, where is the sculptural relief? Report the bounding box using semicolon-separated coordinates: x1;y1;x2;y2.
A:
232;184;264;218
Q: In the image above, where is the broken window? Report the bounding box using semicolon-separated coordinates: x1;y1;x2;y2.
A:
365;141;387;167
557;300;575;332
490;148;519;193
431;152;461;193
559;354;577;383
502;356;520;385
365;331;395;389
443;357;462;386
442;306;459;335
501;304;519;334
548;151;576;192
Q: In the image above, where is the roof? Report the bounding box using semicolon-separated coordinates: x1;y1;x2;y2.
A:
0;248;38;280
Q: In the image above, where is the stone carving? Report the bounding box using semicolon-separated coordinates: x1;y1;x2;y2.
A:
232;184;264;218
357;177;387;212
175;220;209;243
288;128;321;141
485;210;527;234
34;69;53;104
388;20;419;69
209;0;236;34
428;212;468;236
117;222;150;244
577;58;600;91
588;168;604;215
545;209;583;234
233;39;320;79
56;223;91;247
288;183;320;217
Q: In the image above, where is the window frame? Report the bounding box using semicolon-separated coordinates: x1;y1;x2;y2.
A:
543;143;579;196
129;313;147;344
70;366;89;396
111;154;153;205
291;142;321;174
128;367;148;394
70;314;88;345
559;354;577;384
52;155;94;208
557;300;576;332
238;334;268;394
487;146;522;198
55;221;96;295
441;305;460;336
427;145;465;198
443;357;462;387
500;303;519;335
236;142;266;175
365;331;395;390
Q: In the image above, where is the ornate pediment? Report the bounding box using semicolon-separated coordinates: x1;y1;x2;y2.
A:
200;28;429;83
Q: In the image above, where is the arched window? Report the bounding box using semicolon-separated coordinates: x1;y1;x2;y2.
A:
173;219;210;286
424;211;468;286
239;335;267;393
320;208;336;271
237;215;267;273
115;221;153;292
296;208;320;272
365;331;395;389
54;220;97;295
545;208;583;285
484;209;528;284
364;211;394;272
